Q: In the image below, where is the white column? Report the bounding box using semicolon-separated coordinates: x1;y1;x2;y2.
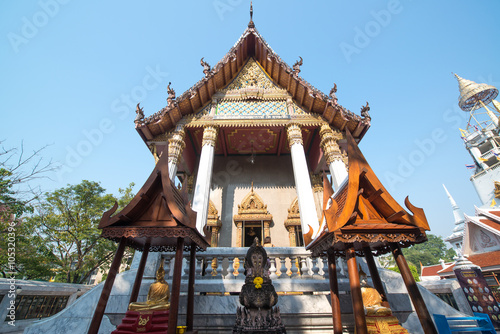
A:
287;124;320;240
319;124;348;191
192;126;218;235
167;126;186;181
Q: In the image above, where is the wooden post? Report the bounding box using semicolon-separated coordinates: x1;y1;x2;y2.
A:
168;237;185;334
363;246;387;302
88;237;126;334
391;243;438;334
186;244;196;331
327;252;343;333
346;246;367;334
129;242;150;304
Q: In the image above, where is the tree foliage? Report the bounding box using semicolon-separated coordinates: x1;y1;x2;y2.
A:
0;142;55;219
22;181;135;283
387;264;421;282
0;142;56;278
402;234;456;273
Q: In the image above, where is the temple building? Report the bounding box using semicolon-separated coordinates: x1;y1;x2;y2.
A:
420;76;500;308
436;76;500;288
133;13;371;249
23;8;469;334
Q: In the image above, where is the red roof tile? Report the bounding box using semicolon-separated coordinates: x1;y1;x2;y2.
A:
478;218;500;232
422;264;449;277
439;250;500;274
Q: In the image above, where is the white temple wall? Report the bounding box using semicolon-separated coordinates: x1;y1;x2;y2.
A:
210;155;302;247
467;223;500;255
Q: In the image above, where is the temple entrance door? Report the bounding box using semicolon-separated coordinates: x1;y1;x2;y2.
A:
243;222;262;247
233;184;272;247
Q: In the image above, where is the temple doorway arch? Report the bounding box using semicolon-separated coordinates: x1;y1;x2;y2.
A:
233;183;273;247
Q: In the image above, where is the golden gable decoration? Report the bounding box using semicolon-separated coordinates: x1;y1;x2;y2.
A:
207;200;221;228
235;182;272;220
233;182;273;248
224;58;277;91
207;200;221;247
284;197;301;229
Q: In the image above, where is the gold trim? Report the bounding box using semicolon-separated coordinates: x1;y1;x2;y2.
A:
319;124;343;165
284;197;301;228
310;173;323;193
286;124;303;147
222;58;277;91
168;128;185;166
234;183;273;223
202;126;218;147
207;200;221;228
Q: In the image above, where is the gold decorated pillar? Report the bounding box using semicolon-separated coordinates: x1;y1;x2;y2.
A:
263;222;270;240
286;226;297;247
167;126;186;181
192;125;218;235
287;124;320;242
210;226;220;247
235;222;243;248
319;124;348;191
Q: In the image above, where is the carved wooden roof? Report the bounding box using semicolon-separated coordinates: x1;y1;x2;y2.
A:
307;130;429;257
98;152;210;252
135;24;370;144
234;184;272;222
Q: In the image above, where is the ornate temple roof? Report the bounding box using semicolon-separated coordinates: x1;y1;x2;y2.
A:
454;73;498;112
134;20;371;144
307;130;429;257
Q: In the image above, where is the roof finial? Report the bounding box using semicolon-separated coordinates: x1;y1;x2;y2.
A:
453;73;498;112
248;2;255;28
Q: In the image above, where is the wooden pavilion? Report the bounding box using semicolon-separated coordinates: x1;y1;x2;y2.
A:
87;150;210;334
306;130;438;334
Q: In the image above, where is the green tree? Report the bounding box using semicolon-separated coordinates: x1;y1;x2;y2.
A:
0;142;56;278
403;234;455;273
23;181;135;283
0;142;55;220
387;264;421;282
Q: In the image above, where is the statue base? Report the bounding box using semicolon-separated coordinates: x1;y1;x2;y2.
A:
365;313;408;334
233;306;286;334
111;310;169;334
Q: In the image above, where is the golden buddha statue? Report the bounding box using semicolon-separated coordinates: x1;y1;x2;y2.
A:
359;266;391;316
128;262;170;311
358;266;409;333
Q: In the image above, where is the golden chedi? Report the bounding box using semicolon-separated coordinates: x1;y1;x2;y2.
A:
128;262;170;311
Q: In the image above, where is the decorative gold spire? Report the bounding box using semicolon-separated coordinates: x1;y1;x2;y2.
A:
454;73;498;111
248;2;254;28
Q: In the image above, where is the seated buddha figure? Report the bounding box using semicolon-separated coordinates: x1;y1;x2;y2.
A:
128;262;170;311
359;267;391;316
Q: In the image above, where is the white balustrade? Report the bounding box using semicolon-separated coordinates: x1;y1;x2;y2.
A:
160;247;328;281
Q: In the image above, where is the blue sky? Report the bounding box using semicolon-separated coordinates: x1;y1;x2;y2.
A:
1;1;500;239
